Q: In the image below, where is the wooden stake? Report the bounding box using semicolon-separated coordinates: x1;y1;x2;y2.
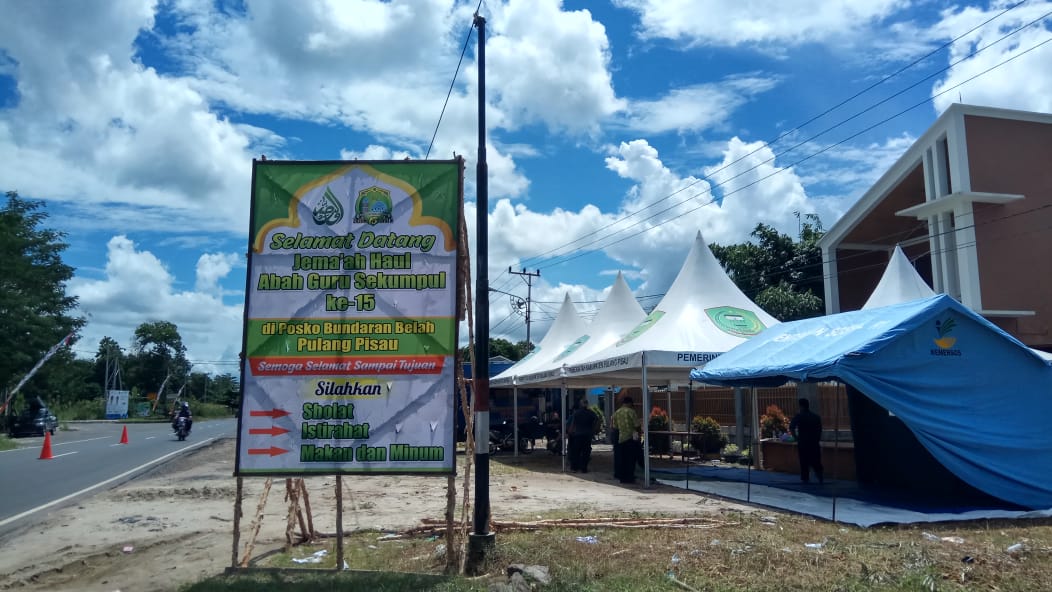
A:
284;478;298;551
240;478;273;567
231;476;243;569
335;476;344;571
298;478;315;541
444;473;457;574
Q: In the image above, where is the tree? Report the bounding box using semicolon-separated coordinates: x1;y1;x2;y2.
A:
127;321;191;409
711;215;826;321
459;338;531;362
0;191;84;407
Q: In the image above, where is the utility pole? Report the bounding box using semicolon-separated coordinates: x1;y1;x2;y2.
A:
508;267;540;351
467;12;494;573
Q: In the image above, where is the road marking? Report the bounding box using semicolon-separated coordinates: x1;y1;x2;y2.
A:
51;451;79;459
0;435;111;453
145;436;156;440
0;437;216;529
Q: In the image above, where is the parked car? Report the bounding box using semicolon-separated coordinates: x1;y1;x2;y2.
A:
9;399;59;437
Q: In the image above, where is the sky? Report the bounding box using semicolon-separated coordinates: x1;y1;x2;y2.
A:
2;0;1051;375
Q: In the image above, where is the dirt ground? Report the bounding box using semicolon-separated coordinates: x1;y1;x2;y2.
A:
0;438;752;592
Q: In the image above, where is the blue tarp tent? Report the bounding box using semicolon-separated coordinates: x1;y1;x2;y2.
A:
690;295;1052;510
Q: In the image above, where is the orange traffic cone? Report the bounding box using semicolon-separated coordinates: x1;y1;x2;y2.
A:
119;425;129;444
39;431;54;460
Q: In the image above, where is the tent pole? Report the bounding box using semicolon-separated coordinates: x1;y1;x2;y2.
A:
750;386;760;502
832;382;841;523
560;384;567;472
686;380;692;489
513;386;519;457
734;387;744;449
642;354;650;488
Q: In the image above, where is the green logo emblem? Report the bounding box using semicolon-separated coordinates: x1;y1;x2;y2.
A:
312;186;344;226
554;335;590;361
354;186;393;225
706;306;766;337
616;311;665;346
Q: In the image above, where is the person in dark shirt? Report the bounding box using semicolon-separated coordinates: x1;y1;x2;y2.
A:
789;398;823;484
568;399;598;473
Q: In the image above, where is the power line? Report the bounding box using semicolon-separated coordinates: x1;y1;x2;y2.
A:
512;6;1046;271
528;31;1052;273
425;0;484;159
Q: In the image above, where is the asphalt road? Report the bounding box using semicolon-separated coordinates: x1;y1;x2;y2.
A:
0;418;237;534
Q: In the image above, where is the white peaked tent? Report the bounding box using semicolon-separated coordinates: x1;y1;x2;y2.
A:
551;231;780;484
514;272;647;387
862;246;1052;362
490;293;588;388
488;293;587;463
861;246;935;309
561;231;780;386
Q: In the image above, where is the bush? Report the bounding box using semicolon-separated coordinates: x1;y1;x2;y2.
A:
690;415;726;456
649;406;670;453
56;398;105;421
648;406;669;430
760;404;790;439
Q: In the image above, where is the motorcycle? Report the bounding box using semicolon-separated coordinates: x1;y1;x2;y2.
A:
174;416;190;441
488;420;531;454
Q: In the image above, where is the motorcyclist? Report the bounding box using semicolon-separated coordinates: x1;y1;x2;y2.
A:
172;401;193;433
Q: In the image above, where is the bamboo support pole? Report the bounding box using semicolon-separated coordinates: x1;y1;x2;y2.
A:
335;476;345;571
298;478;315;541
230;476;243;569
239;477;273;567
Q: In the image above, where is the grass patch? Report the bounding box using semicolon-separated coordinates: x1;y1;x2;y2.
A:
0;435;17;451
186;512;1052;591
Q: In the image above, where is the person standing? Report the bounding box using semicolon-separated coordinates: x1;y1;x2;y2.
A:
568;399;598;472
611;397;640;484
789;398;823;484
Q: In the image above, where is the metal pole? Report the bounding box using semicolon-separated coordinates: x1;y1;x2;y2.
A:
509;268;540;351
642;355;650;487
560;385;567;471
467;13;495;572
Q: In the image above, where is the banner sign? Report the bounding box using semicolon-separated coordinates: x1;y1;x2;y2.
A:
236;160;462;475
105;389;130;419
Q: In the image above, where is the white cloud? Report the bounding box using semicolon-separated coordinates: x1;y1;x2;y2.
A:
486;0;626;133
466;136;817;324
172;0;624;199
614;0;909;47
0;0;272;234
931;3;1052;114
624;76;779;134
195;252;242;294
69;236;244;373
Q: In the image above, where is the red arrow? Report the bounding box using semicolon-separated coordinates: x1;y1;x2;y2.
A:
250;409;290;418
248;446;289;457
249;426;290;437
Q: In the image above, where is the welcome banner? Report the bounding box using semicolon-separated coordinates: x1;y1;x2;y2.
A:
236;160;462;475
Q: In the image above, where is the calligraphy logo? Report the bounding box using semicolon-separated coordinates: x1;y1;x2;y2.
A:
706;306;766;337
312;186;344;226
354;186;394;225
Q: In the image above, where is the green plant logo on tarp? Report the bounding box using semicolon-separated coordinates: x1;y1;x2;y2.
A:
931;317;961;356
616;311;665;346
706;306;766;337
312;186;344;226
355;186;394;225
